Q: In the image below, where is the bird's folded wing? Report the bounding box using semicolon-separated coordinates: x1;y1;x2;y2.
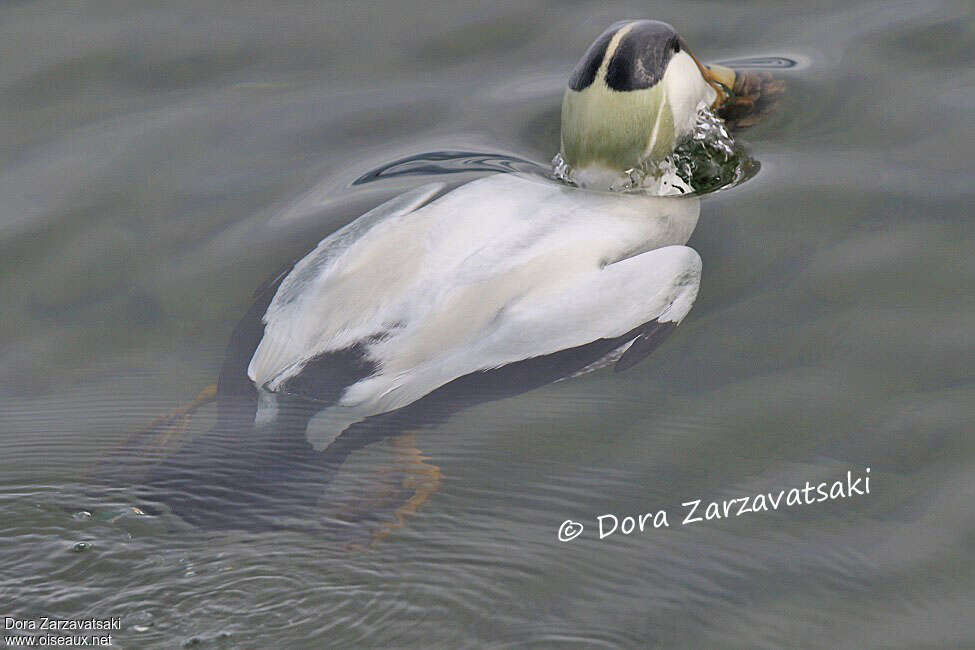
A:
338;244;702;415
247;182;445;387
300;244;701;450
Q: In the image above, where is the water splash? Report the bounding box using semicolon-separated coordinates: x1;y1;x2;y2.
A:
550;152;574;188
551;107;758;196
351;110;757;197
671;107;759;194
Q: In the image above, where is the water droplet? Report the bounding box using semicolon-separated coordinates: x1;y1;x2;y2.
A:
550;153;576;187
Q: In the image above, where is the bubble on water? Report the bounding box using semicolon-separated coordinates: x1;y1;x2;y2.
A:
180;631;232;647
106;506;147;523
131;610;154;632
72;510;92;521
72;541;92;552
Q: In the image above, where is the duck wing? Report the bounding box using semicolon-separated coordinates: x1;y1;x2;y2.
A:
245;174;701;447
246;181;445;387
298;243;700;449
614;320;678;372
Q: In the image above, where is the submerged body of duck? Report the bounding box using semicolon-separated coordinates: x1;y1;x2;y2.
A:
103;19;778;532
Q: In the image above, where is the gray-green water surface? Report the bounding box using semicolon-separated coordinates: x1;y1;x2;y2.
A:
2;1;974;647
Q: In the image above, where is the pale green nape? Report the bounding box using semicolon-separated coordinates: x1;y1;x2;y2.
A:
560;83;675;172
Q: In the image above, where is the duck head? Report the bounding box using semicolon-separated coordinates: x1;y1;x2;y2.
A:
560;20;729;189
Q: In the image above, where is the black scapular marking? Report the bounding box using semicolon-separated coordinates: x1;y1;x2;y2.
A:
278;344;379;404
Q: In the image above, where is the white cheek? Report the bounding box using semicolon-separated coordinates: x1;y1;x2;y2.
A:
662;50;716;138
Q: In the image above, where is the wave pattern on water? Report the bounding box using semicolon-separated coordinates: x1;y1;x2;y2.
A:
1;0;974;647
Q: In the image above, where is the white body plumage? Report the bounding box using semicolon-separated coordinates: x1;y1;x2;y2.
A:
248;173;701;448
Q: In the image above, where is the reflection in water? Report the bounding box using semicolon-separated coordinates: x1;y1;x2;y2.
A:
715;56;799;69
352;150;546;185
